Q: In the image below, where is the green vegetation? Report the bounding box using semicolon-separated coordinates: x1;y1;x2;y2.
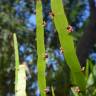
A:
51;86;55;96
13;33;20;92
13;33;26;96
36;1;46;96
1;0;96;96
51;0;86;91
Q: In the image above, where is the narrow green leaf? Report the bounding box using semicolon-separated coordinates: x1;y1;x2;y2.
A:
36;1;46;96
13;33;19;92
87;65;96;89
92;88;96;96
87;74;94;88
89;60;93;72
51;86;55;96
51;0;86;90
85;60;89;81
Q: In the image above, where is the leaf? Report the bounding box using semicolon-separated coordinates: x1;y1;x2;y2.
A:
87;65;96;88
13;33;26;96
51;86;55;96
85;60;89;81
13;33;19;92
36;1;46;96
51;0;86;91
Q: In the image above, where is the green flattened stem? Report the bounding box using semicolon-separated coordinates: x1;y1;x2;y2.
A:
13;33;19;92
13;34;26;96
15;64;26;96
51;0;86;91
36;1;46;96
85;60;89;81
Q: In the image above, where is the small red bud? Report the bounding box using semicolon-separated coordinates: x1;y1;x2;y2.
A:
67;25;73;33
44;87;50;94
42;53;48;59
60;47;64;53
74;86;80;93
44;53;48;58
42;21;46;27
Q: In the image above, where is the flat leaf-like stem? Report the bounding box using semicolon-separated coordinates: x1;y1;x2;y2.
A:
13;33;19;92
51;0;86;91
36;1;46;96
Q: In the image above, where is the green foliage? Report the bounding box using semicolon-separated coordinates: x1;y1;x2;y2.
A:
36;1;46;96
1;0;96;96
13;33;26;96
87;65;96;96
51;86;55;96
51;0;86;91
13;33;19;92
85;60;90;81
